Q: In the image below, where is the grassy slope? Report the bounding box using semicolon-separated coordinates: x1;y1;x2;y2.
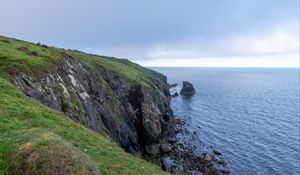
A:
0;35;166;88
0;36;168;175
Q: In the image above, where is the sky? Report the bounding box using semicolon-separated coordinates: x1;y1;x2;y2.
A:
0;0;299;67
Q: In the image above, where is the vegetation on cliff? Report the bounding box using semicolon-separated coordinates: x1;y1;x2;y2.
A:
0;35;170;175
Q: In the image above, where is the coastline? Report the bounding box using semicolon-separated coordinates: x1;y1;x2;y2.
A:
158;115;230;175
147;82;230;174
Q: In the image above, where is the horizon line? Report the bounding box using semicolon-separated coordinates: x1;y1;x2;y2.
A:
144;65;300;69
145;66;300;69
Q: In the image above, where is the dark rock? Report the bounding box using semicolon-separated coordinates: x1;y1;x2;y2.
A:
180;81;195;96
168;83;178;88
172;92;179;97
10;55;174;157
217;159;225;164
17;46;29;52
29;51;39;56
218;168;230;174
160;143;172;153
213;149;222;156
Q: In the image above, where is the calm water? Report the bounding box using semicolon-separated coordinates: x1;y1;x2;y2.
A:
152;67;300;175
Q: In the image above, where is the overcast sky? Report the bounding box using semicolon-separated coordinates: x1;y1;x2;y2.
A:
0;0;299;67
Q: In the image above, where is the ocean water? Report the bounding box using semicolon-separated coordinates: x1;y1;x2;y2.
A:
152;67;300;175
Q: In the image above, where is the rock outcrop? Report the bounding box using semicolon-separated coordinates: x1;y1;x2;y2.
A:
172;92;179;97
180;81;196;96
10;54;173;156
168;83;178;88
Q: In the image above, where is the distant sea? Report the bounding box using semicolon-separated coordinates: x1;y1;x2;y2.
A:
151;67;300;175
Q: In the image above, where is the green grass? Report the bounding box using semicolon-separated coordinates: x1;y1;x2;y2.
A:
0;35;169;175
0;75;167;175
0;35;166;89
0;36;63;77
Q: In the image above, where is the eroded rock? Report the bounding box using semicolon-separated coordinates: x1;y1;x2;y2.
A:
10;55;174;156
180;81;195;96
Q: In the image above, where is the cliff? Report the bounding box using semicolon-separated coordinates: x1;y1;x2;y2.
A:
0;35;172;174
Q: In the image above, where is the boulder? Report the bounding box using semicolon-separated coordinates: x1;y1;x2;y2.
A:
217;159;226;164
172;92;179;97
160;143;172;153
180;81;195;96
213;149;222;155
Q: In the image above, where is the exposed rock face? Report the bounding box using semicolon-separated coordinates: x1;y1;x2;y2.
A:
180;81;196;96
10;55;173;156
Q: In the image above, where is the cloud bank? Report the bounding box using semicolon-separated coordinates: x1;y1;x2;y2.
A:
0;0;299;67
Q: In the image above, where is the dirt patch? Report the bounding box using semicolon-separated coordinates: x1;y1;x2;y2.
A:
16;46;30;53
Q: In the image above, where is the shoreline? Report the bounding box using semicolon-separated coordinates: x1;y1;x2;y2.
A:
154;83;230;174
150;116;230;174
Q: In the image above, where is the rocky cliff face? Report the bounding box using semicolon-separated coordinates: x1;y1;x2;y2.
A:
10;54;173;156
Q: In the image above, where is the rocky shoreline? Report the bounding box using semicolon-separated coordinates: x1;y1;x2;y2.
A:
155;82;230;175
157;117;230;175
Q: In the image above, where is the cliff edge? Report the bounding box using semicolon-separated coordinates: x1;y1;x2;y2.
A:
0;35;172;174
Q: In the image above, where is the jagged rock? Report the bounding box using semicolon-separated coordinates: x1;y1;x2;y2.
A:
180;81;195;96
217;168;230;174
10;55;174;156
172;92;179;97
213;149;222;155
168;83;178;88
160;143;172;153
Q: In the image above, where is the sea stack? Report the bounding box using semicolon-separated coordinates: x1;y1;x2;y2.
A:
180;81;195;96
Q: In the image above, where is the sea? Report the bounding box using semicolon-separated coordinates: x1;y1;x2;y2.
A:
151;67;300;175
